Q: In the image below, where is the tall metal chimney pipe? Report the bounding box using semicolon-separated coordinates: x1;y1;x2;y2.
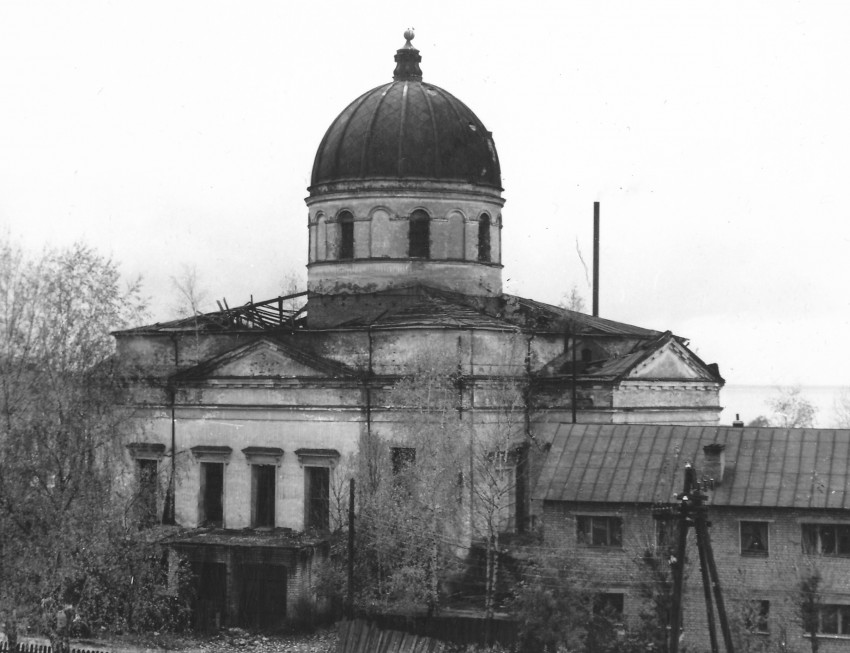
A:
593;201;600;317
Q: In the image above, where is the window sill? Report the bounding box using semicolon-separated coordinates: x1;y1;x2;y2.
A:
740;551;769;557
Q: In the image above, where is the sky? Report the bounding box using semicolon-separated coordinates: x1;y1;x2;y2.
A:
1;1;849;390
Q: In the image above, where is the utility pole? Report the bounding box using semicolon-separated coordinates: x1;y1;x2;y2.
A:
654;464;734;653
347;478;355;619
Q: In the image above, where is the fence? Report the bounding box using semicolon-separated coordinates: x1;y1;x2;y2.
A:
365;613;516;649
0;645;107;653
337;620;448;653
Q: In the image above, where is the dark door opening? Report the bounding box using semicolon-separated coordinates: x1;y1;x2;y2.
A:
239;564;287;628
191;562;228;631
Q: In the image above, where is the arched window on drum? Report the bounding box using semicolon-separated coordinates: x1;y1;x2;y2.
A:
409;209;430;259
478;213;491;262
338;210;354;260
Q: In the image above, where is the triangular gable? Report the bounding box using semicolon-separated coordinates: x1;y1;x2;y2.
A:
625;337;715;381
177;338;350;381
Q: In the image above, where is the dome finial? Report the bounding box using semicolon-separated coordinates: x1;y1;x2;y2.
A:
393;28;422;81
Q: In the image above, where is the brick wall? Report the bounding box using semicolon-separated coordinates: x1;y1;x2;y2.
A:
542;501;850;652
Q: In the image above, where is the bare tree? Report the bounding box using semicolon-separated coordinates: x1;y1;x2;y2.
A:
559;284;586;313
833;387;850;428
170;264;210;317
751;386;817;428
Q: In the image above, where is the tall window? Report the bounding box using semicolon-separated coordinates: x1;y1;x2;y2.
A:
577;515;623;547
740;521;769;556
408;210;430;258
200;462;224;527
477;213;491;262
305;467;330;531
802;523;850;556
252;465;275;528
338;210;354;260
137;459;159;527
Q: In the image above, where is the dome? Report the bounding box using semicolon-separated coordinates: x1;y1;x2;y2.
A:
310;34;501;191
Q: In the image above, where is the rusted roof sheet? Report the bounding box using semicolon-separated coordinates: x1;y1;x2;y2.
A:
534;424;850;510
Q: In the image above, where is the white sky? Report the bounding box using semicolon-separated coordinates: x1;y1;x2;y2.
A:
1;1;849;387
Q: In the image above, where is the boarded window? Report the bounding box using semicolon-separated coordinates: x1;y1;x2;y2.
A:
740;521;769;556
802;523;850;556
408;210;430;258
252;465;275;528
577;515;622;547
137;459;158;527
305;466;330;531
338;211;354;259
477;213;491;262
200;462;224;527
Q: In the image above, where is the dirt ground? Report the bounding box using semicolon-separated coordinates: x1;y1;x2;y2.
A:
185;627;337;653
4;627;337;653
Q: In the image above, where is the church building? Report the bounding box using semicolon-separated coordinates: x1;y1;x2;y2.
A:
114;31;724;628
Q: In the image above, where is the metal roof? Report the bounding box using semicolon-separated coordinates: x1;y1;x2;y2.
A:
534;424;850;510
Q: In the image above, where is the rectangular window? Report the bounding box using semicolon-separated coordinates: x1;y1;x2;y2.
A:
200;462;224;527
819;605;850;635
593;592;624;620
252;464;275;528
745;600;770;634
656;519;676;551
137;458;159;526
305;466;330;531
740;521;769;556
391;447;416;475
802;524;850;556
577;515;623;547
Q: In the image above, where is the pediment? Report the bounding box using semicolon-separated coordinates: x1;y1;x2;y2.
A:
626;339;714;381
186;339;343;380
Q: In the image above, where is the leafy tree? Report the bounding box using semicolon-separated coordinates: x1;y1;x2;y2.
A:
0;239;191;635
353;353;470;615
511;546;588;653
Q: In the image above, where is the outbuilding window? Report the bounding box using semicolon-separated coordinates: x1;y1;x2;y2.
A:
740;521;769;556
577;515;623;547
338;210;354;259
802;524;850;556
409;210;430;258
818;605;850;635
744;600;770;634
